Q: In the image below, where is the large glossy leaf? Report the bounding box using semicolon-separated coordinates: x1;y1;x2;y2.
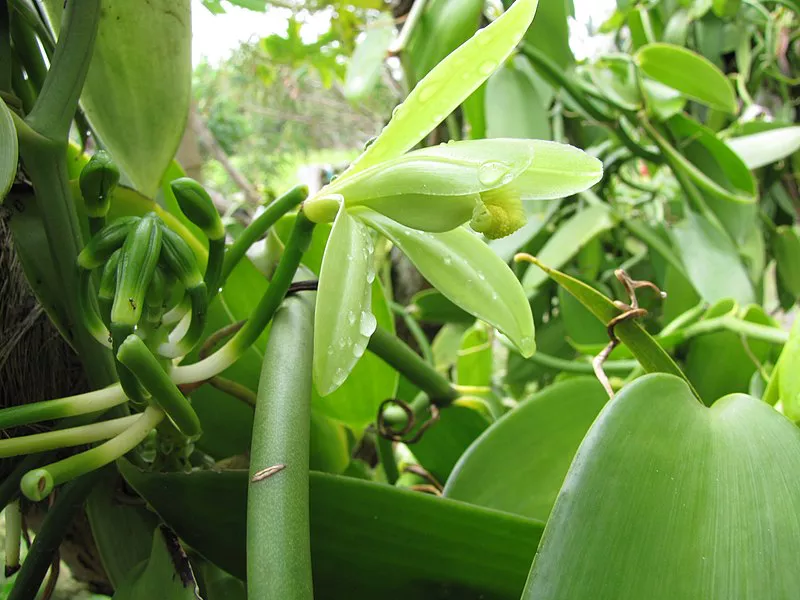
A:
522;205;615;294
486;55;551;141
315;207;376;396
114;526;200;600
119;462;544;599
43;0;191;197
670;211;755;306
341;0;540;177
343;15;394;101
523;374;800;599
445;378;608;521
0;99;18;201
636;43;737;113
726;127;800;170
362;210;535;357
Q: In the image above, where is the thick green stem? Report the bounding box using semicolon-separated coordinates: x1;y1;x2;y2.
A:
9;11;46;93
173;211;316;384
0;386;125;432
26;0;100;141
4;500;21;576
367;326;458;403
221;185;308;285
248;295;315;600
9;468;106;600
0;415;138;458
376;436;399;485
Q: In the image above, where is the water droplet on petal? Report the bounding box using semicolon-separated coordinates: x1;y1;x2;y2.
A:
418;85;436;102
353;339;368;358
333;368;348;387
359;311;377;337
478;161;512;187
347;310;356;325
443;256;452;266
479;60;496;75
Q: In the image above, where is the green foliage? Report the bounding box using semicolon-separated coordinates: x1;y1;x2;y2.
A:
1;0;799;598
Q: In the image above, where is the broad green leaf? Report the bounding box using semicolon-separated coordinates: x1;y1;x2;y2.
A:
315;207;376;396
362;211;536;357
86;470;159;588
523;374;800;599
486;55;552;140
341;0;540;178
712;0;741;19
44;1;191;197
774;226;800;301
409;289;474;325
685;304;776;405
559;284;609;345
642;78;686;121
119;462;544;599
0;99;18;201
584;58;641;112
520;255;691;385
670;211;755;306
343;15;394;101
431;323;471;372
410;404;492;483
457;323;493;387
726;127;800;170
636;43;737;113
522;205;615;294
445;378;608;521
114;526;200;600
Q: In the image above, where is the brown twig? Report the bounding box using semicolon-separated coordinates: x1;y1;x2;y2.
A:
403;464;443;492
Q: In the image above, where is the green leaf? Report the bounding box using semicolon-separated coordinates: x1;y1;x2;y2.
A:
119;462;544;599
486;55;552;140
522;205;615;294
409;289;474;325
519;255;692;387
774;226;800;301
636;43;737;113
0;99;18;201
314;207;376;396
445;378;608;521
726;127;800;170
523;374;800;599
340;0;540;178
670;211;755;306
362;211;536;357
503;0;574;69
114;526;200;600
776;319;800;420
457;323;493;388
43;1;191;197
343;15;394;101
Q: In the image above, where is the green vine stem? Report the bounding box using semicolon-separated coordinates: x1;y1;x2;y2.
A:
390;302;434;365
220;184;309;285
248;294;315;600
173;210;316;384
8;11;47;93
0;414;138;458
4;500;21;577
8;467;106;600
1;1;11;93
367;326;458;403
0;384;126;430
20;406;164;501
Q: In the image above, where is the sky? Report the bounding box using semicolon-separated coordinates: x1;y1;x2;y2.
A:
191;0;617;65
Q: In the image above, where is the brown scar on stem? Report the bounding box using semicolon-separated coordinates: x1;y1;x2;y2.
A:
251;464;286;483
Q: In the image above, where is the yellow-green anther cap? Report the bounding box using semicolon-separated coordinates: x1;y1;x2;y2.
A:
79;150;120;218
470;184;526;239
170;177;225;241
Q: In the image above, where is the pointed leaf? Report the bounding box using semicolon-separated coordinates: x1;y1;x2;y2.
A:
636;43;737;113
670;211;755;306
726;126;800;170
0;99;18;202
524;374;800;599
315;208;376;396
486;56;552;140
363;210;535;357
341;0;540;178
43;1;191;197
119;463;545;599
519;255;691;386
445;378;608;521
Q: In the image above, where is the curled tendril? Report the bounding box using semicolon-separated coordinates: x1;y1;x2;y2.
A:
376;398;440;444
